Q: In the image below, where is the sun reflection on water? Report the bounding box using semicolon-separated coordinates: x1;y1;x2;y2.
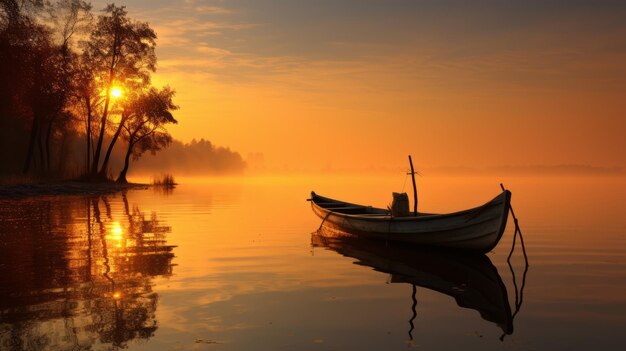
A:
0;194;176;350
107;221;124;248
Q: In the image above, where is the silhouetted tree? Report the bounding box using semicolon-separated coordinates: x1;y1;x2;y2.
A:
46;0;92;172
0;1;49;174
117;87;178;183
0;2;180;181
41;1;91;173
20;23;66;174
99;80;145;178
73;50;100;174
0;0;92;175
83;4;156;179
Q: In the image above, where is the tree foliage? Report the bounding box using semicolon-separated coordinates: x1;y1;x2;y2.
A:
0;2;178;181
84;4;157;177
117;87;178;183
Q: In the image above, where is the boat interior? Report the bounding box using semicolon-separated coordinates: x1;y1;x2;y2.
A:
315;202;390;215
311;192;391;215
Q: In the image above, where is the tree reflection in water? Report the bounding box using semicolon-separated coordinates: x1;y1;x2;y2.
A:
0;192;175;350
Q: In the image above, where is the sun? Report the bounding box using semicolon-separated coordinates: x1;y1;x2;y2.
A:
110;86;123;99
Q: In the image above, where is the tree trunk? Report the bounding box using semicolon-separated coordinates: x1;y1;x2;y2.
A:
90;92;110;176
116;140;133;183
45;120;52;173
23;115;40;174
92;45;118;177
37;128;45;173
98;113;127;178
57;132;67;175
85;96;92;175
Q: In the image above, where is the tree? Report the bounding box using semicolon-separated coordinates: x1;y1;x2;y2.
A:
83;4;156;178
0;1;54;174
0;0;92;175
19;19;63;174
73;51;100;174
117;87;178;183
98;74;146;178
0;2;179;181
41;0;92;173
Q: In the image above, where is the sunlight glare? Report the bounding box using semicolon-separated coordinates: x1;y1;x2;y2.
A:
110;86;123;99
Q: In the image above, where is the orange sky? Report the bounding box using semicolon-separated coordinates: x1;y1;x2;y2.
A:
94;0;626;172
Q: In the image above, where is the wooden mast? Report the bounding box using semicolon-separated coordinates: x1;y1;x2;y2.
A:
408;155;418;216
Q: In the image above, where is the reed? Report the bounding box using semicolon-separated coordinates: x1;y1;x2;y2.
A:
152;174;177;187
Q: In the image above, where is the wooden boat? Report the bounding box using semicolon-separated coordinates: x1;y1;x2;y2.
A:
309;190;511;253
311;232;514;335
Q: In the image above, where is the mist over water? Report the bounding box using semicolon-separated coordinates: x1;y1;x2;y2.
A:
1;174;625;350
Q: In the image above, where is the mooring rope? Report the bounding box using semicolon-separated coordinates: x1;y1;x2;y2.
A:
500;183;529;341
408;284;417;341
500;183;529;262
316;211;332;232
401;170;409;193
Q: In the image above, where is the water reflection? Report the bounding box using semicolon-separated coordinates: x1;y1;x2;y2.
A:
312;229;516;338
0;193;175;350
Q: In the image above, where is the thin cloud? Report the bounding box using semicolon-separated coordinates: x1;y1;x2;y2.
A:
195;5;233;15
196;45;232;56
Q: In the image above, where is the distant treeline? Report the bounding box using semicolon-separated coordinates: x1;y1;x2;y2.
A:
1;135;247;179
130;139;245;175
421;165;624;176
0;1;243;182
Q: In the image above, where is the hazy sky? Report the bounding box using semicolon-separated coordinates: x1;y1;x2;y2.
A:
91;0;626;171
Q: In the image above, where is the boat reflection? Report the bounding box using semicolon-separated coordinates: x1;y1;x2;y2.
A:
312;227;515;338
0;192;175;350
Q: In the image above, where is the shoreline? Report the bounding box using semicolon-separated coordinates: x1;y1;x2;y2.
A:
0;181;150;198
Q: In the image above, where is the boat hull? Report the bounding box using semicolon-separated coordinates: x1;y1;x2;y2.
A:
310;190;511;253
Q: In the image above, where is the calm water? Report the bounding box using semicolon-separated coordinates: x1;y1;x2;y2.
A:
1;175;625;350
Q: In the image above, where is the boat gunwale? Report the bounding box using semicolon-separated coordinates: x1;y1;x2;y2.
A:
310;190;510;223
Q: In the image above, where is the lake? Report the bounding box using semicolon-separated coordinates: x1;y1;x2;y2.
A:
1;175;625;350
